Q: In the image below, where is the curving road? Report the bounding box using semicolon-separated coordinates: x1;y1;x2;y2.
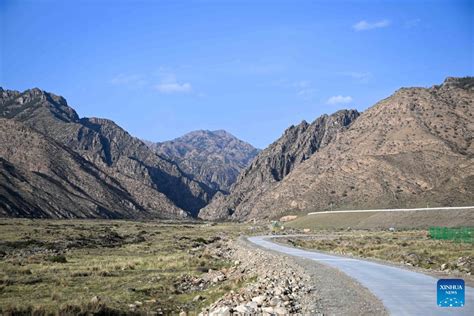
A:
248;235;474;315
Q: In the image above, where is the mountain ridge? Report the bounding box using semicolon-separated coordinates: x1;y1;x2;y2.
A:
1;77;472;220
199;109;360;220
147;129;260;192
0;87;216;218
199;77;474;220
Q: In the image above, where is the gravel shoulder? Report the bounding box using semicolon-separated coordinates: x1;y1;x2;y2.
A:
241;236;388;315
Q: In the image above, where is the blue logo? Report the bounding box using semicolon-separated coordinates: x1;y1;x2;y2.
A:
437;279;465;307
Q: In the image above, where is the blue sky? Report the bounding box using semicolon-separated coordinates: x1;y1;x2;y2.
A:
1;0;473;148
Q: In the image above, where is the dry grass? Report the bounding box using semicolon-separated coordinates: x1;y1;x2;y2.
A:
283;230;473;275
285;209;474;230
0;219;250;314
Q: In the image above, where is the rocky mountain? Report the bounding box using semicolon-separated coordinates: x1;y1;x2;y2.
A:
147;130;259;192
0;88;215;218
200;77;474;220
199;109;360;220
0;119;175;218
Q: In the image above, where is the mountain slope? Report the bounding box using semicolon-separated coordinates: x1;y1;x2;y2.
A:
147;130;259;192
0;88;215;218
199;109;360;220
201;77;474;220
0;119;183;218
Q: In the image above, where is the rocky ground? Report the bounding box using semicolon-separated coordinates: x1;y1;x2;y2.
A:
199;237;315;316
199;236;386;316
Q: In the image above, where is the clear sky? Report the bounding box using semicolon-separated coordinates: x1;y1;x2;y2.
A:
1;0;473;148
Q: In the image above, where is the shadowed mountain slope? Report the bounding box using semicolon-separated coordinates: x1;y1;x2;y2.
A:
0;88;215;218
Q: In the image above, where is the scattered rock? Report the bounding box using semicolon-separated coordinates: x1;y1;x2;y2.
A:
209;306;230;316
234;304;250;314
90;296;101;304
251;295;266;305
193;295;204;302
273;306;289;315
200;237;313;315
404;253;420;265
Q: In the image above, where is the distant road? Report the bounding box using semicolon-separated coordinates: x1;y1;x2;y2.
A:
308;205;474;215
248;235;474;315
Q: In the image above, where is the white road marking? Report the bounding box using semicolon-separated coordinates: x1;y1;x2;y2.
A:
308;205;474;215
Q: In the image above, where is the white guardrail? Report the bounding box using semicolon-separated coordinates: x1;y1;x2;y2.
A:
307;206;474;215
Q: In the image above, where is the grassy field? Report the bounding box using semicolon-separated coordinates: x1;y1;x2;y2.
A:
0;219;252;314
284;209;474;230
282;230;473;277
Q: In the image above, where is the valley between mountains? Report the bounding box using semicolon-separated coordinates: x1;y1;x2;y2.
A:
0;77;473;220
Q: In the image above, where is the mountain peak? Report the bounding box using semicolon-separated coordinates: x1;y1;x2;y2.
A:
148;130;259;192
440;76;474;90
201;78;473;220
199;108;360;220
0;88;215;219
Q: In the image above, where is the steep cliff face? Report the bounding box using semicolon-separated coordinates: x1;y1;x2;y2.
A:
199;110;360;220
201;77;474;220
148;130;259;192
0;88;215;218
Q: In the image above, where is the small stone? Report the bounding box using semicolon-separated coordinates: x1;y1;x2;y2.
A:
193;295;203;302
209;307;230;316
246;301;258;311
251;295;266;305
144;299;157;304
269;297;281;306
274;287;283;296
234;304;250;314
273;306;288;315
90;296;101;304
262;306;274;314
179;312;187;316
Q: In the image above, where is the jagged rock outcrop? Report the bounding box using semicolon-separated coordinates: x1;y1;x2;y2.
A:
0;88;216;218
200;77;474;220
147;130;259;192
199;110;360;220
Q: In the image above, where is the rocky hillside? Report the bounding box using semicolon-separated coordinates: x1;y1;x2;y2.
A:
200;77;474;220
0;88;215;218
199;109;360;220
147;130;259;192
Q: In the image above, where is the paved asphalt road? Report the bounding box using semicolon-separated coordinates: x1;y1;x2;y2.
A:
248;236;474;315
